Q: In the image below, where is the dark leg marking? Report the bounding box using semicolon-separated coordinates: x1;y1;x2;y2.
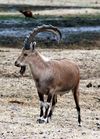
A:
73;87;81;125
44;93;52;120
38;92;44;118
20;66;26;75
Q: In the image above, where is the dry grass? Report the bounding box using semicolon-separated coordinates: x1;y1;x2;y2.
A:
0;47;100;138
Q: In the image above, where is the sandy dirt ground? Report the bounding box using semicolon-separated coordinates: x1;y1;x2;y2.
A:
0;47;100;139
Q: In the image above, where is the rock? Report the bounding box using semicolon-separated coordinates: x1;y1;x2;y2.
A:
86;82;92;88
96;117;99;120
39;131;43;134
97;85;100;88
96;123;100;129
82;132;86;135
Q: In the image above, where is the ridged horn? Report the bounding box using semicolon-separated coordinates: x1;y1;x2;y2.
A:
24;25;62;49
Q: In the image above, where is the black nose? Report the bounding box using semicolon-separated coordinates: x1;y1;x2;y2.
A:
15;61;20;67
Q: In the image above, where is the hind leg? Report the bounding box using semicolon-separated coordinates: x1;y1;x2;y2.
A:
72;86;81;126
48;94;57;118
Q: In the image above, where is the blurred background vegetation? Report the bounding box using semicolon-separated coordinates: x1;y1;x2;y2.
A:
0;0;100;49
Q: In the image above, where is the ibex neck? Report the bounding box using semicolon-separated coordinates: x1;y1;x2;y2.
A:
29;51;49;80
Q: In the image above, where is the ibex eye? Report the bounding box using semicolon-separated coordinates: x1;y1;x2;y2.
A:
24;53;28;56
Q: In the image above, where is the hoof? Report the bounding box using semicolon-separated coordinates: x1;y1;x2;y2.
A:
37;117;49;124
37;119;45;124
78;122;82;127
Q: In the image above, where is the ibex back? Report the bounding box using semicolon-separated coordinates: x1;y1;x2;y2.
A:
15;25;81;125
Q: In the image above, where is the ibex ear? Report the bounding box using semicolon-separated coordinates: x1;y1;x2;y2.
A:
30;41;36;51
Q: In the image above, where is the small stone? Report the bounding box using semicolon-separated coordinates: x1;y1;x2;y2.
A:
7;131;10;133
39;131;43;134
96;117;99;120
82;132;86;135
26;123;31;125
96;123;100;129
86;82;92;88
98;85;100;88
11;131;13;134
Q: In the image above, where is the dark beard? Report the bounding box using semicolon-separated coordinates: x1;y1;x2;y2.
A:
19;66;26;75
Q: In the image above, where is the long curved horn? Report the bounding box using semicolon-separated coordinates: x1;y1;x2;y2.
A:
24;25;62;49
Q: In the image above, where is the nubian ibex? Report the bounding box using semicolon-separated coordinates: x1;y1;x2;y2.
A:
15;25;81;125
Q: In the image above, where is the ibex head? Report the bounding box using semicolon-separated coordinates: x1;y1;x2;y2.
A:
15;42;37;67
15;25;62;67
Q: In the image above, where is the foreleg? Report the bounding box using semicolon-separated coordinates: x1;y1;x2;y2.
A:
37;92;44;123
48;94;57;118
